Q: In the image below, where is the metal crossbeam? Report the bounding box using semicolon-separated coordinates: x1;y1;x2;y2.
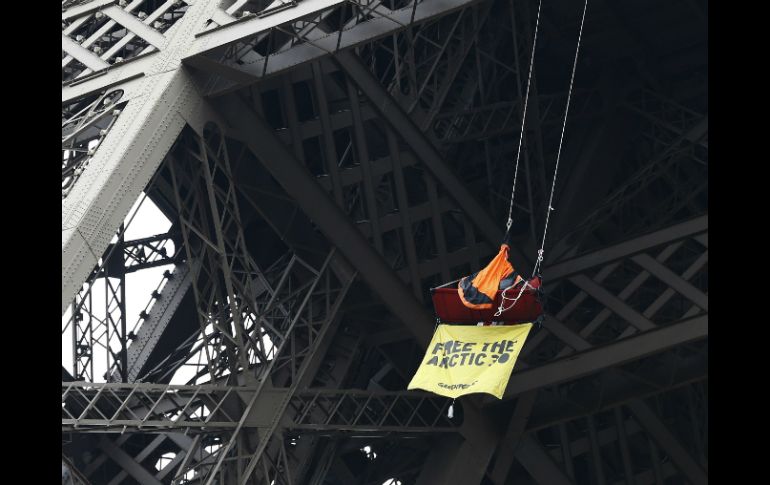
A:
187;0;486;95
335;50;511;256
215;92;437;346
288;389;456;434
62;382;249;433
63;1;707;484
546;216;707;280
121;231;179;273
503;316;707;398
62;1;223;315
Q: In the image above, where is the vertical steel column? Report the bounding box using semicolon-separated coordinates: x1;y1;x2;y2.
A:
614;407;636;485
587;415;607;485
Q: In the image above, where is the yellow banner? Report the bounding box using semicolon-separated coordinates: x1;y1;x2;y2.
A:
407;323;532;399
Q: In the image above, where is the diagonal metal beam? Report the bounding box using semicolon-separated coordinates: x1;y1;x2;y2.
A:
503;315;707;399
333;50;522;261
515;435;575;485
188;0;486;96
104;434;166;485
215;88;504;485
631;253;708;311
62;33;110;72
569;274;656;332
122;263;194;382
103;6;169;50
546;216;707;280
490;391;538;484
214;92;435;346
98;437;163;485
191;0;345;55
626;399;708;485
62;453;92;485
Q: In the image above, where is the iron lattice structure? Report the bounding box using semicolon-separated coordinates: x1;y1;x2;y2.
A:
62;0;707;484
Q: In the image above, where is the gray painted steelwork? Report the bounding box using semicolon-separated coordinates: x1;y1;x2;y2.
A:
62;1;707;484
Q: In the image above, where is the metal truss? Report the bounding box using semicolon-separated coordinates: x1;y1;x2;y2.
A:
511;382;707;485
63;453;93;485
163;125;355;386
62;214;706;482
551;91;708;257
431;90;598;145
287;389;455;435
94;124;357;483
187;0;488;96
62;381;249;433
67;262;127;382
64;222;138;383
63;1;706;484
62;0;190;82
63;174;181;383
122;231;179;273
522;216;707;367
63;89;126;198
63;378;705;483
62;384;455;435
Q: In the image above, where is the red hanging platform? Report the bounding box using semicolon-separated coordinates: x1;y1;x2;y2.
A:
431;276;543;324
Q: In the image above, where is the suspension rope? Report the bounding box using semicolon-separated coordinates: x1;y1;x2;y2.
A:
532;0;588;277
494;277;534;317
495;0;588;317
505;0;542;235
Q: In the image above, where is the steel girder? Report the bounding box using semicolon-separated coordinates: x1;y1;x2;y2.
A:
62;379;706;482
67;253;128;382
62;0;223;315
62;383;699;482
121;231;180;273
185;0;488;96
62;323;705;435
627;399;707;485
63;453;92;485
215;91;436;345
63;197;706;485
550;107;707;259
62;383;454;434
63;1;706;484
210;88;512;485
207;71;702;484
63;140;706;484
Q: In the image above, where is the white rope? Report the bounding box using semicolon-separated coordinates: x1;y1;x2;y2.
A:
494;278;535;317
532;0;588;277
495;1;589;317
505;0;543;233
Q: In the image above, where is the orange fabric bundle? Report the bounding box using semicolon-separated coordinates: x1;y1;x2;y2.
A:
458;244;523;309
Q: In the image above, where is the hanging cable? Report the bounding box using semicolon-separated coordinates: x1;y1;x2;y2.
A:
504;0;542;237
496;0;588;316
532;0;588;277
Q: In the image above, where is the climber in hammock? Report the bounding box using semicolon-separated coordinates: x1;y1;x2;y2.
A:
431;0;587;328
431;243;543;325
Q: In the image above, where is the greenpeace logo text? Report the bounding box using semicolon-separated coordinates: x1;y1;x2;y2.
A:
437;381;477;390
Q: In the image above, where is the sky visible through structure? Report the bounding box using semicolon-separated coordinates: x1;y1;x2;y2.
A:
62;193;176;382
60;193;408;484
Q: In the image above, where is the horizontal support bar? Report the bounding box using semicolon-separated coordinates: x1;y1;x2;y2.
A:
503;315;707;399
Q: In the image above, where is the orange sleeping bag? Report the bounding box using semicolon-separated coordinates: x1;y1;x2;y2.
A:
459;244;522;309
